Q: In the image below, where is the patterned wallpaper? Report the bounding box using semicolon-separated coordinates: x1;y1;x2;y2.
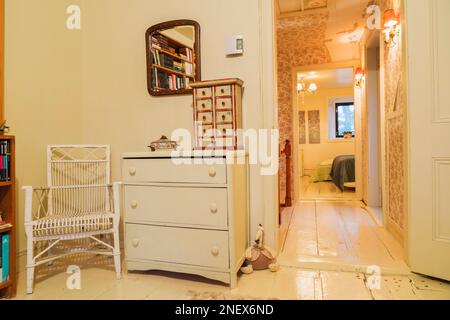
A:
277;13;331;195
381;0;407;234
299;111;306;144
308;110;321;144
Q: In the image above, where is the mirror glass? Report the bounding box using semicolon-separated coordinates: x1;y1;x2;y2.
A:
146;20;201;96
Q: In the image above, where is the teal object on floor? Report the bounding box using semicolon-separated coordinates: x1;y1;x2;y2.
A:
2;234;9;282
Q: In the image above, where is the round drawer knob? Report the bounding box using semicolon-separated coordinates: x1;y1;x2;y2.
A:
221;89;225;94
211;246;220;257
129;167;137;176
132;239;140;247
210;203;218;214
202;90;206;96
131;200;138;209
208;167;216;178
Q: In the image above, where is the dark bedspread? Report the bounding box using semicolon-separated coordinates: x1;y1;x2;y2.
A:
330;155;355;191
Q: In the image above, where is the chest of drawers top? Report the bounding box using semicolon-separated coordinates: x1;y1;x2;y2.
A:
122;151;246;185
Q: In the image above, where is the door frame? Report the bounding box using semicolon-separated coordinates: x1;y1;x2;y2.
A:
364;29;386;225
291;60;362;202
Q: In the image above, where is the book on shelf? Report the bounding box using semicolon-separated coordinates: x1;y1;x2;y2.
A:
150;33;195;91
184;62;193;76
154;70;188;91
1;234;10;284
179;47;193;62
0;140;11;182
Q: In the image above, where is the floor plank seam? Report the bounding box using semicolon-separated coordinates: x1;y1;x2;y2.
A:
313;200;320;256
280;206;296;253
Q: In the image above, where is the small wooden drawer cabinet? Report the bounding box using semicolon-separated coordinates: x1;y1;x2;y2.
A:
122;152;249;287
190;79;243;150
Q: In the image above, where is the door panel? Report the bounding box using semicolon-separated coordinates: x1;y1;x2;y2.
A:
406;0;450;281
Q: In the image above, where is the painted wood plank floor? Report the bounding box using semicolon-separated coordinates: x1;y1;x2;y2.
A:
7;262;450;300
4;201;450;300
278;201;410;273
300;176;356;200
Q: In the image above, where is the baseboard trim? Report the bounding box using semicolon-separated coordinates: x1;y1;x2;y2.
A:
386;218;405;246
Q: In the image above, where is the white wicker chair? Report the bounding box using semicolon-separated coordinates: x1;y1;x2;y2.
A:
23;145;121;294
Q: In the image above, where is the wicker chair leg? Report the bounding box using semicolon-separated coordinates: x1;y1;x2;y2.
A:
113;230;121;280
26;238;35;294
26;266;35;294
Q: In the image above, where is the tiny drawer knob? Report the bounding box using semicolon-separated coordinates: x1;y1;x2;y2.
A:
222;101;226;107
221;89;225;94
210;203;218;214
129;167;137;176
202;90;206;96
211;246;220;257
208;167;216;178
131;200;138;209
132;239;140;247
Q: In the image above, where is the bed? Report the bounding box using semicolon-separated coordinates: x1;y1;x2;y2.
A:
309;159;333;183
330;155;355;191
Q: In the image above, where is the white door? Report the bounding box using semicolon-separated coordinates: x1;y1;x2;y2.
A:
406;0;450;281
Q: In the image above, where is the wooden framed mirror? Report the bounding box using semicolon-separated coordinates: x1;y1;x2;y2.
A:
146;20;201;97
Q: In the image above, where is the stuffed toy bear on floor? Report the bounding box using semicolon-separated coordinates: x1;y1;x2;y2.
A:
240;224;280;274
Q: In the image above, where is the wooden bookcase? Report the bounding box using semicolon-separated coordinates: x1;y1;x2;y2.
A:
0;136;16;299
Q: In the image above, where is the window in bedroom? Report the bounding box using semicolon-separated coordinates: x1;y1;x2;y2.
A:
334;102;355;138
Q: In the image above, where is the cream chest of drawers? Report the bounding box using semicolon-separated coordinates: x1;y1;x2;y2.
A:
121;152;249;287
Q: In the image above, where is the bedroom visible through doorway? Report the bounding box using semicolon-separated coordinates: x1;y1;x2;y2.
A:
295;66;358;201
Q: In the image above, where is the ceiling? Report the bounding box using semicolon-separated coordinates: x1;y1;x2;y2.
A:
277;0;371;61
277;0;328;14
297;67;354;89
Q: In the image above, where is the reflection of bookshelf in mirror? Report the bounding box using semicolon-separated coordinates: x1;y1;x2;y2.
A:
150;32;195;94
0;136;16;299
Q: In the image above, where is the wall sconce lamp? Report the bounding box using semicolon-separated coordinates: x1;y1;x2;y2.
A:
297;78;318;104
354;68;365;87
383;9;400;48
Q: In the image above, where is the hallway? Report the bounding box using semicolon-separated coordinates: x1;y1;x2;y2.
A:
279;201;408;274
300;176;356;200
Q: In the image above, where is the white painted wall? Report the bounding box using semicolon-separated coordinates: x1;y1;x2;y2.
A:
4;0;83;267
5;0;278;270
80;0;276;247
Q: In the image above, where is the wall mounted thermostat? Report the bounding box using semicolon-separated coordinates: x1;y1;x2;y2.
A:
226;35;244;56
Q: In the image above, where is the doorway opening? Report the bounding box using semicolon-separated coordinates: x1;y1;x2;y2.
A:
294;65;359;201
275;0;405;272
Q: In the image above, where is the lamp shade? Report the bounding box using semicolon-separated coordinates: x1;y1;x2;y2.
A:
355;68;365;81
308;83;318;92
384;9;398;28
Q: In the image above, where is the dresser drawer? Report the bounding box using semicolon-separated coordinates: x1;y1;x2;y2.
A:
124;185;228;228
123;159;227;184
215;85;232;97
196;99;213;112
196;87;212;98
216;97;233;110
126;224;230;269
